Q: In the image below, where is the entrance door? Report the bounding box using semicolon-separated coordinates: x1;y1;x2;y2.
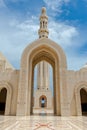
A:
39;95;47;108
80;88;87;116
0;88;7;115
41;98;46;108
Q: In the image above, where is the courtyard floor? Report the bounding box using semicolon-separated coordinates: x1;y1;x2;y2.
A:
0;115;87;130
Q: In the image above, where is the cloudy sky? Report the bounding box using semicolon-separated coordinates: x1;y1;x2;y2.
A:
0;0;87;70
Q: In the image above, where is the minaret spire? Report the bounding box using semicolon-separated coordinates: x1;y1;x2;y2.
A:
38;7;49;38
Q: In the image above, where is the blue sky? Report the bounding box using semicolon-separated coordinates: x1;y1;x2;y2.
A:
0;0;87;70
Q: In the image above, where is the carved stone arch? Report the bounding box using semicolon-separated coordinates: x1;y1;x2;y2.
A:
75;81;87;116
17;38;68;116
28;44;61;115
0;81;12;115
21;38;67;69
39;95;47;108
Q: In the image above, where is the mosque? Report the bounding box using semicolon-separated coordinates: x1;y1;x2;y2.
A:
0;7;87;116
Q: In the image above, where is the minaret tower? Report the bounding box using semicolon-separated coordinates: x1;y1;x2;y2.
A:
37;7;50;90
34;8;53;111
38;7;49;38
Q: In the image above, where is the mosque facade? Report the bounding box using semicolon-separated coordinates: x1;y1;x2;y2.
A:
0;7;87;116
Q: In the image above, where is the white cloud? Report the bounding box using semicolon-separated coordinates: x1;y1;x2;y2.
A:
48;19;87;70
43;0;70;12
0;0;87;71
0;16;39;68
0;13;87;70
49;20;79;47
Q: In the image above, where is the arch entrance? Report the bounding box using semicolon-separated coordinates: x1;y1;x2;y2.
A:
30;48;60;115
0;88;7;115
0;82;12;115
80;88;87;116
75;82;87;116
39;95;47;108
17;38;68;116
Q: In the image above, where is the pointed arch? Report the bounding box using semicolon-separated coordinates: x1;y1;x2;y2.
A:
0;81;12;115
39;95;47;108
75;81;87;116
17;38;68;116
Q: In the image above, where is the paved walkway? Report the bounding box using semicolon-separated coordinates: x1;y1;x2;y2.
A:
0;116;87;130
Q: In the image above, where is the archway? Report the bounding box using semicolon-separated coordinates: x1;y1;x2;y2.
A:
33;61;54;115
0;81;12;115
75;82;87;116
0;88;7;115
39;95;47;108
30;48;58;115
80;88;87;116
17;38;68;116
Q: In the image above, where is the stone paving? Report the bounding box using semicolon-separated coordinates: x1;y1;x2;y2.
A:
0;116;87;130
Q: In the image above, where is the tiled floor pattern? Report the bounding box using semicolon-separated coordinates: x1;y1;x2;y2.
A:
0;116;87;130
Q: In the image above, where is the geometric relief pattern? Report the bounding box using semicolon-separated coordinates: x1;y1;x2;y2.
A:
0;116;87;130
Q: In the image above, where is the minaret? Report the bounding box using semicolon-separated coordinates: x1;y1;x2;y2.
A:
37;7;49;89
34;8;52;110
37;7;50;90
38;7;49;38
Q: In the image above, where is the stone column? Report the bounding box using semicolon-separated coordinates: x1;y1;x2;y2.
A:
60;69;70;116
37;62;44;89
37;61;49;90
43;61;49;90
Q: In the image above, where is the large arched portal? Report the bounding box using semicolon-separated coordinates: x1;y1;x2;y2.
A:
17;38;68;116
0;88;7;115
80;88;87;116
33;61;54;115
30;47;59;115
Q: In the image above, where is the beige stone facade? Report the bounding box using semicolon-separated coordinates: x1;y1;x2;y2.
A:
0;7;87;116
